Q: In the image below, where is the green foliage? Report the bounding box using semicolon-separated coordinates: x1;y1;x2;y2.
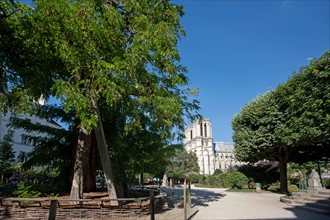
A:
232;51;330;193
7;104;72;189
1;0;200;196
226;188;255;192
193;171;249;189
186;172;200;183
322;179;330;189
232;91;282;163
287;162;318;176
288;184;299;193
213;169;223;175
0;134;15;179
166;149;199;180
224;171;249;189
274;52;330;153
46;193;59;198
238;162;279;189
248;181;256;189
13;182;41;198
267;182;281;192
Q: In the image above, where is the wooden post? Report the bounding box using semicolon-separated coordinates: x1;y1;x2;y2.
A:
188;181;191;208
183;177;187;220
48;200;58;220
150;189;155;220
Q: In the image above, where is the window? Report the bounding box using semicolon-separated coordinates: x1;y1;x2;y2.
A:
190;130;193;139
21;135;28;145
200;123;203;136
204;123;207;137
21;135;37;146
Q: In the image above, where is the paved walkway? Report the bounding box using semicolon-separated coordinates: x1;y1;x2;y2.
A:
156;186;330;220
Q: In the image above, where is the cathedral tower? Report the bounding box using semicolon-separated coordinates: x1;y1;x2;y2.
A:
184;118;215;175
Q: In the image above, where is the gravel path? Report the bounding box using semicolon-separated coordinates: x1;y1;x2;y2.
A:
188;186;330;220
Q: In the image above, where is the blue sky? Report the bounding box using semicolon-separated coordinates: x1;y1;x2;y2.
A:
19;0;329;142
176;0;330;142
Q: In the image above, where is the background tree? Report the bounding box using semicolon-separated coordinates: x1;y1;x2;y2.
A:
166;148;199;180
0;134;15;182
232;91;288;192
274;52;330;163
232;51;330;193
9;103;75;190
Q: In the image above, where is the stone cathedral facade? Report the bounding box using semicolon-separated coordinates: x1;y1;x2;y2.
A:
184;118;244;175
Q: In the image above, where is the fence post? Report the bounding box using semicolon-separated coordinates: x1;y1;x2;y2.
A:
150;189;155;220
188;181;191;208
48;199;58;220
183;177;187;220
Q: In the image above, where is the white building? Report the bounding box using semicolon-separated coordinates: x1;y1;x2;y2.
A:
0;111;61;158
0;82;61;158
184;118;244;175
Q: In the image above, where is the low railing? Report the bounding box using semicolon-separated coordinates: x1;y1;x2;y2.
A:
0;189;166;220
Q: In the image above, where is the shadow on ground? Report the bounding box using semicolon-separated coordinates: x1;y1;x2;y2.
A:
161;186;225;207
284;204;330;220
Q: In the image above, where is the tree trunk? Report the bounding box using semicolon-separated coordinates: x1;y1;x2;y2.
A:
70;122;79;192
83;131;97;192
139;173;144;186
279;147;290;194
92;98;120;203
70;126;89;199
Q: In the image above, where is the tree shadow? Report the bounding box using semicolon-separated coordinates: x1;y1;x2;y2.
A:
161;187;226;207
191;188;226;206
283;202;330;219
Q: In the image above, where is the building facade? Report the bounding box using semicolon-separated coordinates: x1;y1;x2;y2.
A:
0;81;61;158
0;111;62;158
184;118;244;175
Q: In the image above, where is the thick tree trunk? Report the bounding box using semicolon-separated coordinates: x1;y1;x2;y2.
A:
279;147;290;194
83;132;97;192
70;126;89;199
92;98;120;203
70;124;96;193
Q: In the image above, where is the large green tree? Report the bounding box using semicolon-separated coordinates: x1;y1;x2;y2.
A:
232;91;288;192
232;51;330;193
1;0;198;199
274;52;330;162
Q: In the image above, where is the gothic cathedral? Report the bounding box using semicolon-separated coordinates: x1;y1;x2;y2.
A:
184;118;244;175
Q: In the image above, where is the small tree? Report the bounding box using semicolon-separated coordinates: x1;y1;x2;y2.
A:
166;148;199;181
0;134;15;182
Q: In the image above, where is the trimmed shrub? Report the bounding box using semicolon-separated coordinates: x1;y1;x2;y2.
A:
248;181;256;189
186;172;200;184
238;162;278;189
288;184;299;193
267;181;280;192
225;171;249;189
